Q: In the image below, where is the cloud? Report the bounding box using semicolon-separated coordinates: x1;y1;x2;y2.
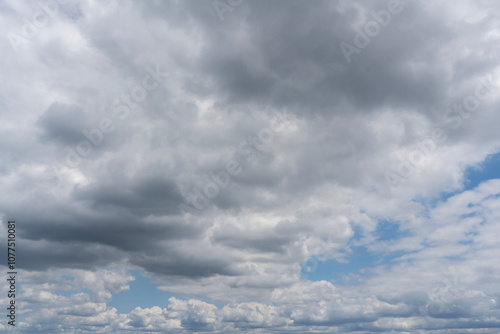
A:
1;0;500;332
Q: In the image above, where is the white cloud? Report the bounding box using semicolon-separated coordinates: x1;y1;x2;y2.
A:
1;0;500;332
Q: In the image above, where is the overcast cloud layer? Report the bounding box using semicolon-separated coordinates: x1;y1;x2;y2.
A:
1;0;500;333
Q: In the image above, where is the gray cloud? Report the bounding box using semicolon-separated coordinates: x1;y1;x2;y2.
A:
1;0;500;332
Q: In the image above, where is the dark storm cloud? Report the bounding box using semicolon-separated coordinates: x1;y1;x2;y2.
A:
73;175;186;217
18;240;124;271
138;0;458;120
133;251;240;278
200;58;273;102
36;103;92;145
13;209;199;252
213;232;290;254
5;202;216;276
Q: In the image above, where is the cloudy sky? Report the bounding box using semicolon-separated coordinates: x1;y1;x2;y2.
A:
1;0;500;332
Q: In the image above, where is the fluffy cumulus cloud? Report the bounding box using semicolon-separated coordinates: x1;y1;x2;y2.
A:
1;0;500;332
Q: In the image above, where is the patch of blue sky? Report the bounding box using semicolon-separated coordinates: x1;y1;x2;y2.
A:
411;150;500;210
302;151;500;284
301;245;377;283
374;219;410;241
301;246;411;284
106;269;230;313
108;269;175;313
301;223;412;284
462;151;500;191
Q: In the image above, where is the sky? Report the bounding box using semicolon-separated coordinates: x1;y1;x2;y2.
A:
1;0;500;333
